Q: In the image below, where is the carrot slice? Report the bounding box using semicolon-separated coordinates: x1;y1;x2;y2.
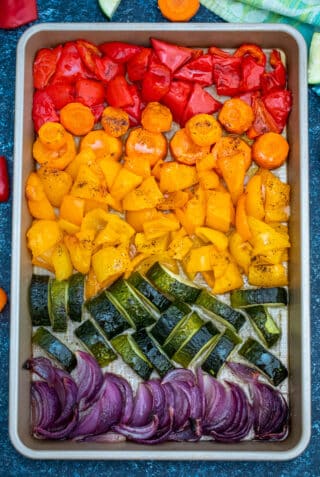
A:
158;0;200;22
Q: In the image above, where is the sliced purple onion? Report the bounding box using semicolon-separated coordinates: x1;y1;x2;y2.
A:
129;382;154;427
73;351;103;410
31;381;61;429
114;415;159;441
106;373;134;425
34;409;79;440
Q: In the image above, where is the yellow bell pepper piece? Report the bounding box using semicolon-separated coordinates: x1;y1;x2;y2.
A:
58;218;80;235
99;157;122;190
27;219;63;258
186;245;214;274
110;168;143;201
124;155;151;179
65;147;96;180
122;176;164;211
259;169;290;223
71;164;108;204
217;152;246;204
229;231;253;274
143;216;180;240
92;246;130;283
209;247;232;279
84;199;109;213
157;191;190;210
135;233;169;255
25;172;56;220
248;263;288;287
169;235;193;260
202;271;215;288
64;229;95;275
198;170;220;190
159;162;198;193
235;193;252;241
176;189;206;235
51;243;73;280
247;216;290;256
60;195;85;226
245;174;265;220
206;190;233;233
196;152;216;172
195;227;228;251
85;266;101;299
135;253;178;275
252;249;286;265
95;214;135;246
81;208;110;234
212;261;243;294
37;167;73;208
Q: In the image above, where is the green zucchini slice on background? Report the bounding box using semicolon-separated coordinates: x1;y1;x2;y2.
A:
162;311;205;358
150;301;191;346
32;326;76;372
49;278;69;332
29;274;51;326
111;334;153;380
202;328;242;377
239;337;288;386
230;287;288;308
195;290;246;332
128;271;172;312
75;319;117;367
85;290;131;339
245;305;281;348
146;262;200;303
132;329;174;377
108;278;158;329
68;272;85;322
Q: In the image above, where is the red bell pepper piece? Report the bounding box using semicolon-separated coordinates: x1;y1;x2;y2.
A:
123;85;145;127
33;46;62;89
44;82;75;110
51;42;89;84
99;42;141;63
151;38;192;73
247;94;280;139
90;104;105;123
0;157;9;203
142;63;171;102
240;55;265;92
235;91;254;106
127;48;152;82
234;43;266;67
261;49;287;94
182;84;222;125
94;56;124;83
208;46;230;58
76;39;101;76
174;54;213;87
212;56;242;96
0;0;37;29
162;80;192;124
32;90;59;133
262;89;292;132
75;79;105;107
106;76;134;108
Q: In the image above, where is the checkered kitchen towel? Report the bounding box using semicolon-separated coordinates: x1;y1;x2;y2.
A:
200;0;320;45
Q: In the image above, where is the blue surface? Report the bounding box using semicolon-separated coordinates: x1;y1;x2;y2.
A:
0;0;319;475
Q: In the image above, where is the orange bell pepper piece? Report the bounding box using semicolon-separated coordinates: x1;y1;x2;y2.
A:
110;167;143;201
124;155;151;179
159;162;198;193
205;190;233;233
80;129;122;161
126;208;160;232
99;157;122;190
235;193;252;241
245;174;265;220
259;169;290;223
60;194;85;226
27;219;63;258
217;152;246;204
25;172;56;220
122;176;163;211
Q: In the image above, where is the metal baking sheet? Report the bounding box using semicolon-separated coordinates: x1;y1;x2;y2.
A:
9;23;310;460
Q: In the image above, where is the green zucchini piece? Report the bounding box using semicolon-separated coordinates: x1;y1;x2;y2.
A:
132;329;174;377
49;278;69;332
202;329;241;377
75;319;117;367
146;262;200;303
29;275;51;326
108;278;158;329
111;334;153;380
32;326;76;372
195;290;245;332
162;311;205;358
245;306;281;348
173;322;220;368
238;337;288;386
150;302;191;346
128;271;172;312
230;287;288;308
68;273;85;322
85;290;131;339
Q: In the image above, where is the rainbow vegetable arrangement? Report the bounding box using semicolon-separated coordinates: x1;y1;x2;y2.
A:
27;38;292;443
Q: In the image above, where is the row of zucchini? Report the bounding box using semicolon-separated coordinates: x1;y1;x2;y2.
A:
29;262;288;386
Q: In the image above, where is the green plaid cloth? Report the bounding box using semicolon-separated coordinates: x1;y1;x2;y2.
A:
200;0;320;45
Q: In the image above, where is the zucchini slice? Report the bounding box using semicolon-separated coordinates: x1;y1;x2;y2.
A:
146;262;200;303
162;311;205;358
29;274;51;326
230;287;288;308
173;322;220;368
238;337;288;386
132;329;174;377
108;278;158;329
75;319;117;367
202;329;241;377
68;273;85;322
49;278;69;332
32;327;76;372
85;290;131;339
245;306;281;348
128;271;172;312
111;334;153;380
150;301;191;346
195;290;246;332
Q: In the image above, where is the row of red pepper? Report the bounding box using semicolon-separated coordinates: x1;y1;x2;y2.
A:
32;38;292;137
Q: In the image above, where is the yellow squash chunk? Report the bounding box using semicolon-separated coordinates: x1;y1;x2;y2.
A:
25;172;56;220
110;167;143;201
205;190;233;233
92;246;130;283
99;157;122;190
159;162;198;193
229;231;253;274
245;174;265;220
248;263;288;287
195;227;228;251
64;229;95;275
186;245;214;274
37;167;73;208
168;235;193;260
51;243;73;280
27;219;63;258
212;261;243;294
247;216;291;256
122;176;163;211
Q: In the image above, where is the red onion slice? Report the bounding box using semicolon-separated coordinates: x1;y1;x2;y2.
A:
73;351;103;410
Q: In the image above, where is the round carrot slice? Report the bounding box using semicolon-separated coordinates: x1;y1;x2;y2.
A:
80;129;122;161
170;128;210;165
101;106;130;137
218;98;254;134
141;102;172;133
60;102;95;136
38;121;67;150
185;113;222;146
158;0;200;22
252;132;289;169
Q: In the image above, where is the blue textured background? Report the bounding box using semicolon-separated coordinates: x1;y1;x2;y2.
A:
0;1;319;475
